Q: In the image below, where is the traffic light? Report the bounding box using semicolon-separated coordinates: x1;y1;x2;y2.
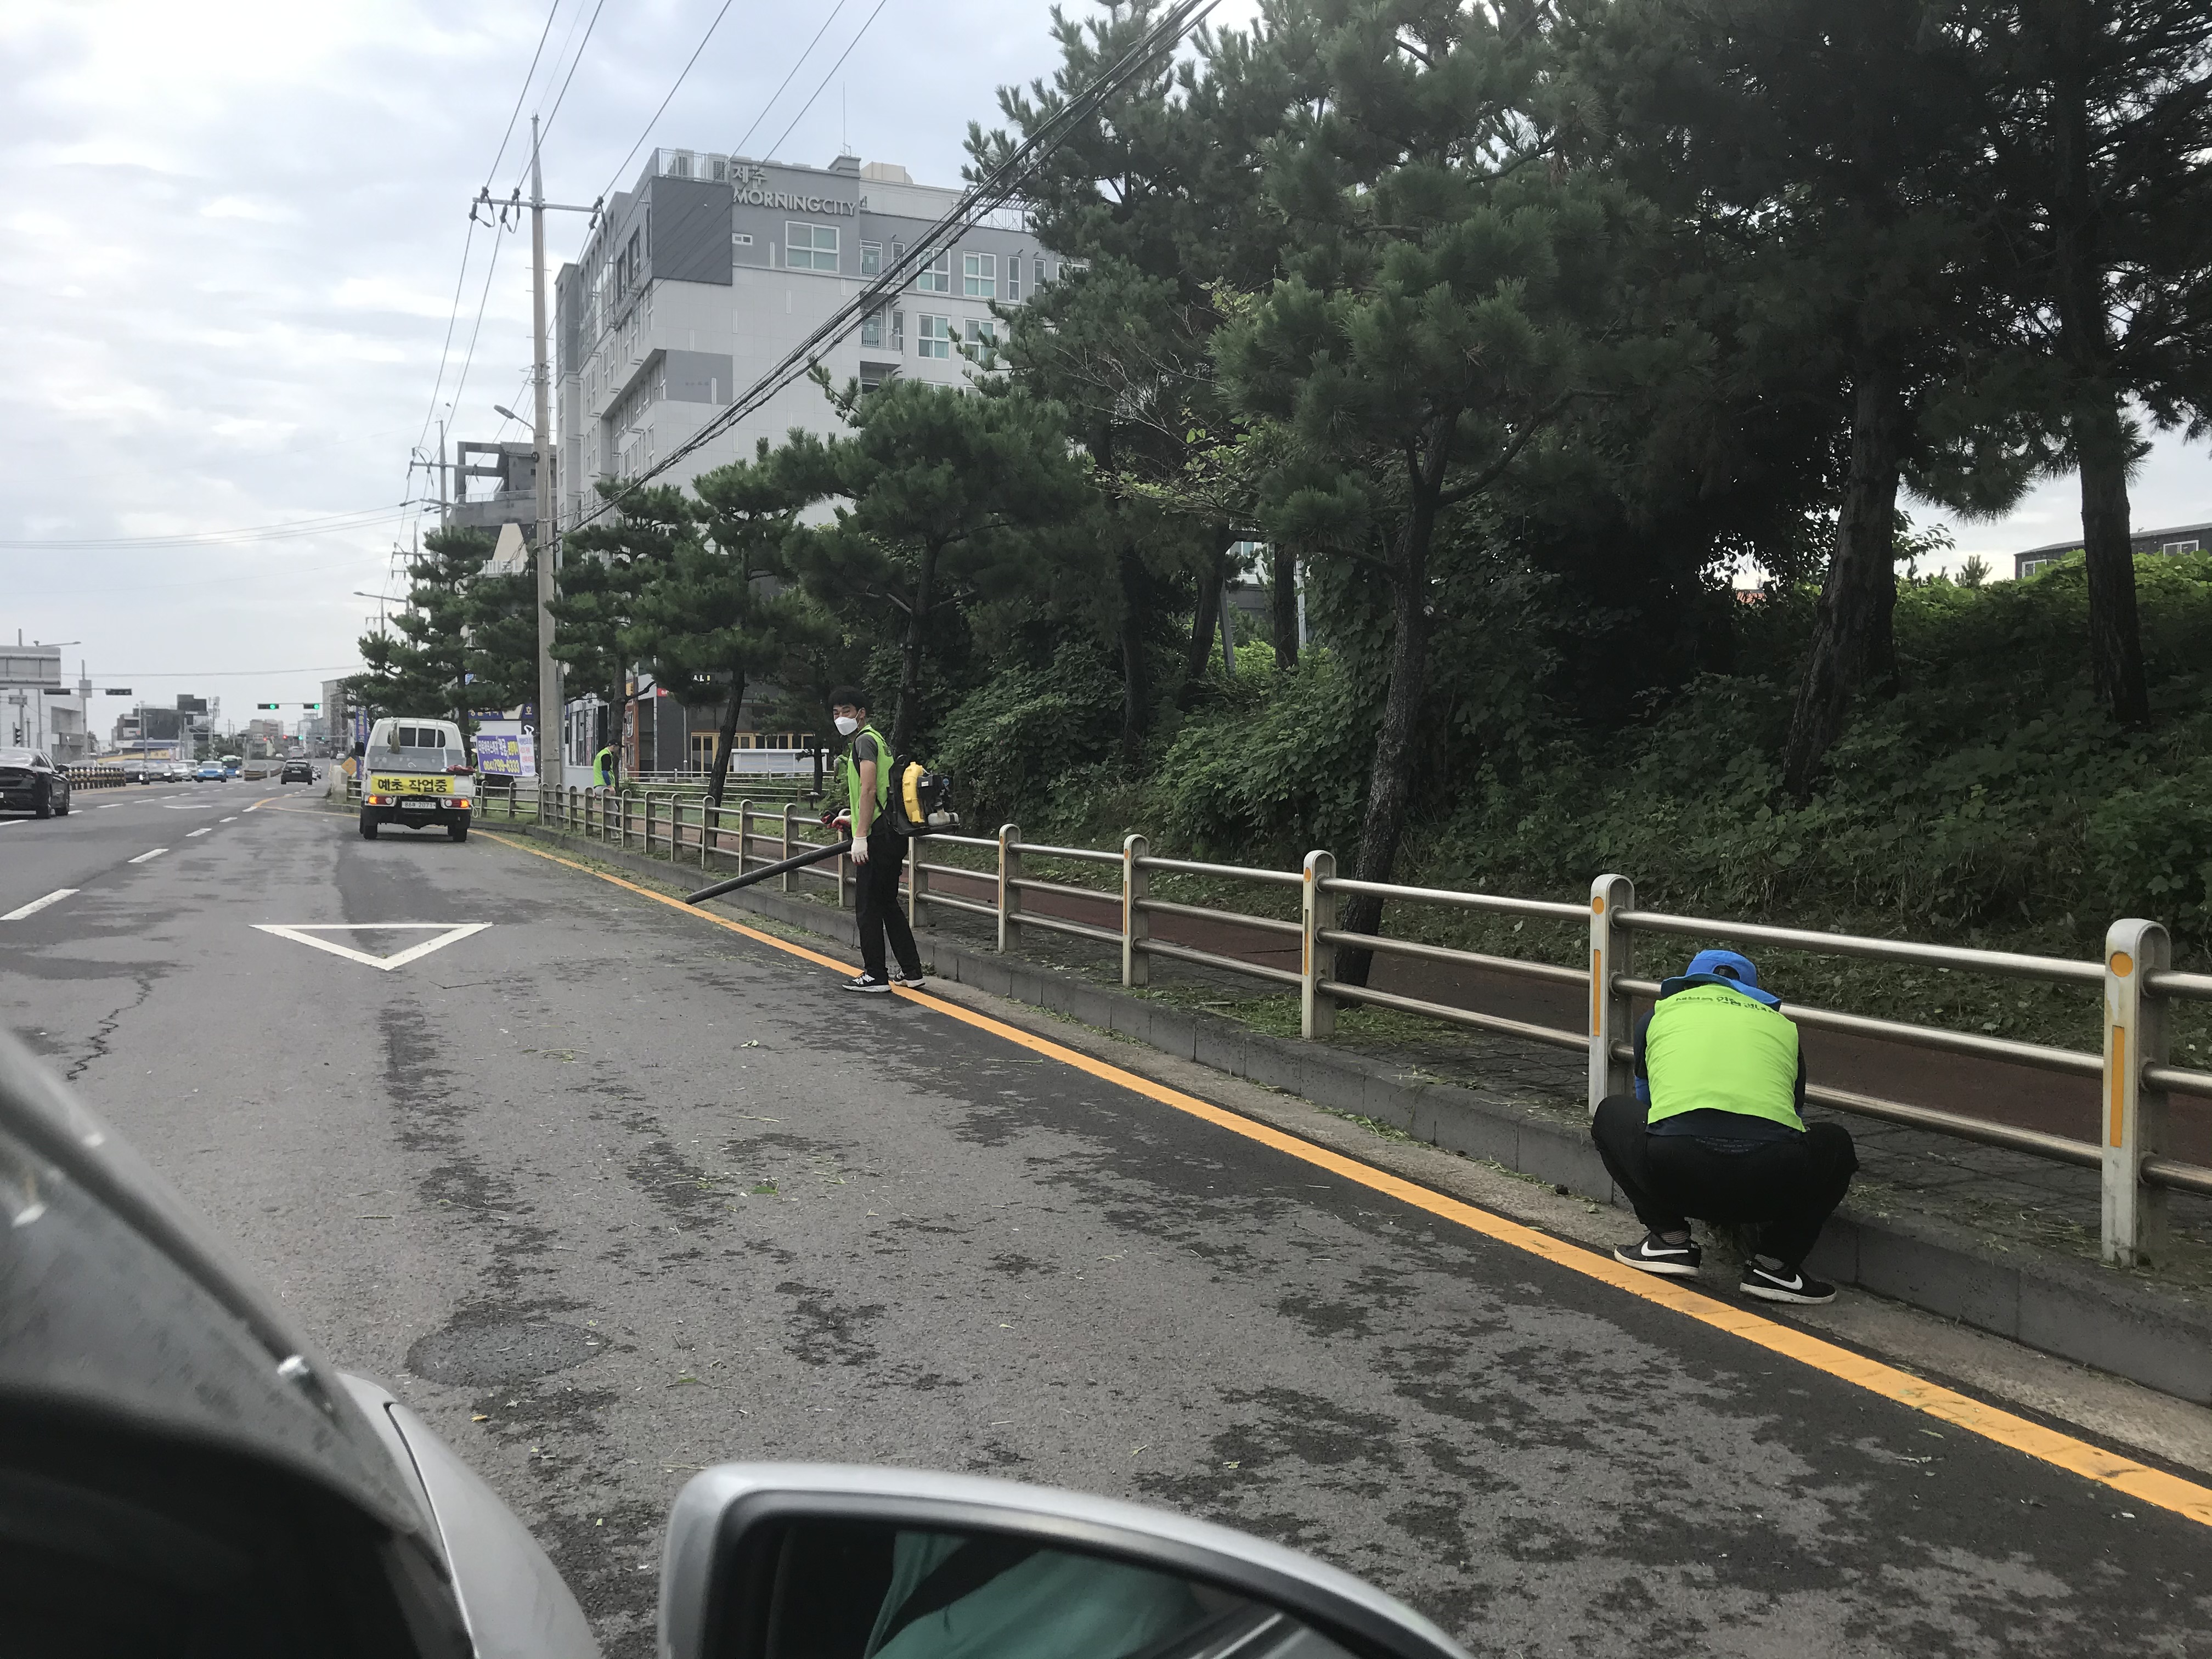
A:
257;702;279;710
302;702;321;710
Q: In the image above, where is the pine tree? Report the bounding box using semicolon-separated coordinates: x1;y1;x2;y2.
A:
1214;0;1651;984
346;526;496;734
551;484;692;780
622;443;822;807
779;378;1091;757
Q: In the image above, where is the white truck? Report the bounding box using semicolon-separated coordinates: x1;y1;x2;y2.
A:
356;716;476;842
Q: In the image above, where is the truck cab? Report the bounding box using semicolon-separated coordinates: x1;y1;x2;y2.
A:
357;718;476;842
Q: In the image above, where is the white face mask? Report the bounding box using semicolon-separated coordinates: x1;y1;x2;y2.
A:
834;715;860;737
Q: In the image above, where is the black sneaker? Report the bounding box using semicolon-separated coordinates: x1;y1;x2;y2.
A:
1613;1231;1702;1277
841;973;893;994
1741;1260;1836;1305
891;970;928;989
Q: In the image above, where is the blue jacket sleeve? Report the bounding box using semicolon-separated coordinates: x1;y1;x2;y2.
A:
1632;1012;1654;1105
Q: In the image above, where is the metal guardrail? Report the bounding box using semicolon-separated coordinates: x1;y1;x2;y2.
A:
512;785;2211;1270
62;766;128;790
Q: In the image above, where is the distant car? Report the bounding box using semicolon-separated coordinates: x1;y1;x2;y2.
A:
0;750;71;818
162;761;193;783
280;759;313;783
193;763;226;782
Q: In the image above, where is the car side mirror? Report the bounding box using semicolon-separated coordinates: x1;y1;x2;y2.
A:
353;741;366;758
659;1465;1469;1659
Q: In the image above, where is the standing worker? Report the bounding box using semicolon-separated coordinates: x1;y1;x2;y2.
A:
830;687;926;994
1590;949;1857;1304
593;735;616;788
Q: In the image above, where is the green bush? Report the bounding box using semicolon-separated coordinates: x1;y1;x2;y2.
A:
928;646;1125;829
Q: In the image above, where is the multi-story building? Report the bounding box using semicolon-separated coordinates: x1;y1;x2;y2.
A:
2013;518;2211;579
550;148;1056;771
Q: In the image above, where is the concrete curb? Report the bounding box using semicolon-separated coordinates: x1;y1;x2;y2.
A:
515;823;2212;1407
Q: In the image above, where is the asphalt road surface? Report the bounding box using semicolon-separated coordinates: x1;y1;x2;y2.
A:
3;792;2205;1657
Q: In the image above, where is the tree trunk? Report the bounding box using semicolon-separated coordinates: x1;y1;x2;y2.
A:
1271;543;1300;671
2047;7;2151;730
1117;541;1151;765
706;673;744;808
1780;362;1904;801
1180;549;1223;704
1333;487;1440;989
2075;392;2151;727
894;545;937;759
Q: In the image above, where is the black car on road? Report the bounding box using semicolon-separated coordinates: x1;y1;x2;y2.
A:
0;750;70;818
280;758;314;782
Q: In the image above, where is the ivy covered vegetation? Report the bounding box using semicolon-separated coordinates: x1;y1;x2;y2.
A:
360;0;2212;969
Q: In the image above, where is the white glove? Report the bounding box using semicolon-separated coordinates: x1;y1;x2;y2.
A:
849;837;870;865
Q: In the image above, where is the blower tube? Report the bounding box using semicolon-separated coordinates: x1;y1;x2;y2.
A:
685;837;854;905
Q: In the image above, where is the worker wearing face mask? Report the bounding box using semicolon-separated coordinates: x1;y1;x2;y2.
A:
829;687;926;994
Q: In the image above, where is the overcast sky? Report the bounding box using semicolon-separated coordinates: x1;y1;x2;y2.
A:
2;1;2206;740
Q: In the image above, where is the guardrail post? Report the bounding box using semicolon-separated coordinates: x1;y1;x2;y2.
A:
1589;874;1636;1118
780;804;797;892
699;799;710;868
908;836;930;931
2103;918;2171;1268
998;824;1022;951
645;792;658;855
1301;850;1335;1038
735;800;751;872
1121;835;1150;987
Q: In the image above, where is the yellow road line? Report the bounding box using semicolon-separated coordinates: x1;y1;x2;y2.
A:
482;829;2212;1530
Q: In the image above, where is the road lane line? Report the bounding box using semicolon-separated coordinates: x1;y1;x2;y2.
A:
127;848;167;864
186;827;213;837
219;816;238;822
2;889;77;922
482;828;2212;1530
98;803;122;810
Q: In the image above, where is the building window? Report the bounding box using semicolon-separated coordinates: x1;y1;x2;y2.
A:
787;222;839;271
891;308;904;349
963;252;997;298
1006;254;1020;302
916;252;951;294
2163;539;2200;555
860;240;882;276
732;232;754;246
963;318;997;360
861;309;883;348
1034;253;1046;289
917;314;951;359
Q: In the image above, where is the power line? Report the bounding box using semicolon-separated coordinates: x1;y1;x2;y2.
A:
727;0;852;161
575;0;1223;533
486;0;568;187
445;228;509;437
410;218;479;470
596;0;741;205
537;0;614;160
764;0;894;162
0;505;427;551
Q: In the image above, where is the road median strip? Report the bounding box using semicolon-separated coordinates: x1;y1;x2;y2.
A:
478;827;2212;1530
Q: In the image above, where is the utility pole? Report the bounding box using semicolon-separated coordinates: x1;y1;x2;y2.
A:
531;114;564;791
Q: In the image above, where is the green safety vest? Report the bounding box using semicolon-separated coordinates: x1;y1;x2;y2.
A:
594;747;614;786
840;725;893;821
1645;981;1805;1132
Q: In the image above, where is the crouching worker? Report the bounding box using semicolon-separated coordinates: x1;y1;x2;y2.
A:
1592;949;1857;1305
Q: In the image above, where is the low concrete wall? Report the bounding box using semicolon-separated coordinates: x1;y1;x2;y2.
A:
517;823;2212;1408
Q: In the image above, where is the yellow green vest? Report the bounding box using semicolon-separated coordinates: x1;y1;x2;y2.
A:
1645;981;1805;1132
841;725;893;820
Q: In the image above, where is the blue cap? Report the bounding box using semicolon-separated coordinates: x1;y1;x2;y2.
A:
1661;948;1781;1007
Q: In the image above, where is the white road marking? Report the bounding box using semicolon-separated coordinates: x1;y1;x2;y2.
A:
2;889;78;922
219;816;238;823
252;923;492;972
185;827;213;837
127;848;168;864
99;803;122;810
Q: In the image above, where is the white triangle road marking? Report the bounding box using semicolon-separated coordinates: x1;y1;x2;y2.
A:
251;922;492;971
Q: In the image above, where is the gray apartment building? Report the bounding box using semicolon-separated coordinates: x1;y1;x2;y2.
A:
2013;520;2210;579
549;147;1054;772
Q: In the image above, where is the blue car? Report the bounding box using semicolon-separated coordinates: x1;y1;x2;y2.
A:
193;763;226;782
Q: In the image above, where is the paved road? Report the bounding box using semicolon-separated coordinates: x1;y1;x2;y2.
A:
2;798;2205;1657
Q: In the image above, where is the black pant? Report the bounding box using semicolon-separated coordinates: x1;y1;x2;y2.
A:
1590;1094;1857;1270
854;827;922;981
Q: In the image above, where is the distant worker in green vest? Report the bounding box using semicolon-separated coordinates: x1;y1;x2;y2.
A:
829;685;925;995
593;741;616;788
1591;949;1857;1305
